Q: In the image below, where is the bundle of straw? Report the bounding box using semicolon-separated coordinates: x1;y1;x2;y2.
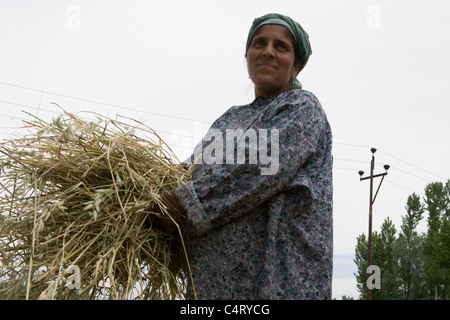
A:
0;107;194;300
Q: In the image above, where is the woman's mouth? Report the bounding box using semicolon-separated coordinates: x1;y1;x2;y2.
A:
256;62;277;70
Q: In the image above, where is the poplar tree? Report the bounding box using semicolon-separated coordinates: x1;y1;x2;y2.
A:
354;218;397;299
393;193;426;299
423;181;450;299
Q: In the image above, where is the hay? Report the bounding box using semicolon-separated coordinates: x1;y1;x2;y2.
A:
0;107;195;300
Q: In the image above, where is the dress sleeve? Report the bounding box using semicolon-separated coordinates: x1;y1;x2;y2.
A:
175;93;328;235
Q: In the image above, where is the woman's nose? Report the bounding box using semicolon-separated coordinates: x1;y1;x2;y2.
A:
261;43;275;57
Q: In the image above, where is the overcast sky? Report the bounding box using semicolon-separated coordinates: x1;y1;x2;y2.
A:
1;0;449;299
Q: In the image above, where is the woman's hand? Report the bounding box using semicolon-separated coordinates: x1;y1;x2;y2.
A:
148;190;186;234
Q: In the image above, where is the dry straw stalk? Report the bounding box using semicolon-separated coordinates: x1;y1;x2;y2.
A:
0;108;194;300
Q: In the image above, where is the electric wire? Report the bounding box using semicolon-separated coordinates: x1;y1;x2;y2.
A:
0;80;447;198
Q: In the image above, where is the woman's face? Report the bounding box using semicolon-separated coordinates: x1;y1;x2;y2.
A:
246;24;299;97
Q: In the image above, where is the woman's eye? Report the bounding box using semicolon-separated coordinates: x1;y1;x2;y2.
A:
276;42;288;50
253;39;265;47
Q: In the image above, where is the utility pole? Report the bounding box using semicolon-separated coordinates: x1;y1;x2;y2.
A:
358;148;390;300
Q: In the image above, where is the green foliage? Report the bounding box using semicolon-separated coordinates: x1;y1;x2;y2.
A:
354;218;398;299
354;180;450;300
423;181;450;299
354;233;368;299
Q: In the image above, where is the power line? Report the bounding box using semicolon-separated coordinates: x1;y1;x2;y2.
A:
0;80;444;171
378;149;446;181
334;157;367;164
334;142;371;149
385;180;424;196
334;157;436;183
0;99;56;115
0;99;444;185
0;100;205;142
387;165;434;183
0;100;396;161
333;166;357;171
0;110;434;197
0;80;213;125
332;164;425;196
0;80;447;184
334;145;446;182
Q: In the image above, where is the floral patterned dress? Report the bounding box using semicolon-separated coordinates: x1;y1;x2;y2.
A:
175;89;333;299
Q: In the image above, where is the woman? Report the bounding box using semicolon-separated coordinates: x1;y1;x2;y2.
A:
152;13;333;300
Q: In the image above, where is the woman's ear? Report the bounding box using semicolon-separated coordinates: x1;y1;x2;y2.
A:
294;62;302;77
291;65;301;82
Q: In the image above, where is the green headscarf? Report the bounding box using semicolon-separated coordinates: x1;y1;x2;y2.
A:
245;13;312;90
